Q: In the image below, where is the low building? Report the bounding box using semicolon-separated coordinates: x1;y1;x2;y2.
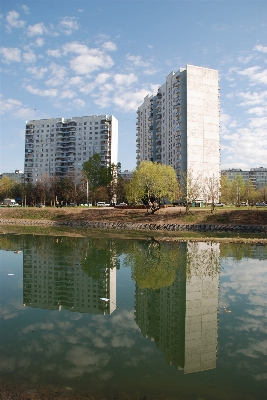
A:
221;167;267;189
0;170;24;184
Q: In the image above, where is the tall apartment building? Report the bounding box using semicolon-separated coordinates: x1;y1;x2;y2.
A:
24;115;118;183
221;167;267;189
136;65;220;183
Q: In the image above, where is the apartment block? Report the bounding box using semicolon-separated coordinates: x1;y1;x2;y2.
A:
136;65;220;182
221;167;267;189
24;115;118;183
0;170;24;184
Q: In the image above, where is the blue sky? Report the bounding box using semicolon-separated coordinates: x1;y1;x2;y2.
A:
0;0;266;173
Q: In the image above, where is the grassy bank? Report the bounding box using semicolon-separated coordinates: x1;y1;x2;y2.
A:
1;205;267;226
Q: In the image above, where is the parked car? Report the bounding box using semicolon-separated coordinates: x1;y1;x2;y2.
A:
97;202;106;207
214;203;225;207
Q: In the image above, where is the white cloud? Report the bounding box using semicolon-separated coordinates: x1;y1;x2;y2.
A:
60;89;76;99
238;66;267;85
95;73;111;84
21;5;30;14
127;54;149;68
114;73;137;86
236;90;267;107
59;16;79;35
45;62;68;87
68;76;83;86
23;50;36;63
26;66;48;79
254;44;267;54
27;22;47;37
246;106;267;117
71;98;85;108
144;68;159;75
24;84;58;97
237;55;254;64
0;96;37;120
46;48;61;58
102;41;117;51
34;37;44;47
0;47;21;63
6;10;25;31
62;42;114;75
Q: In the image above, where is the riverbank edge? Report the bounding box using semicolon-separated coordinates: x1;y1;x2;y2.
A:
1;218;266;234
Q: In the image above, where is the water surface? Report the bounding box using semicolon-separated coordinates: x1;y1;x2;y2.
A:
0;234;266;399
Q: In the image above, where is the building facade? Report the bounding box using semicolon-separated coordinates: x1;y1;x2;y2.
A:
0;170;24;184
221;167;267;189
24;115;118;183
136;65;220;183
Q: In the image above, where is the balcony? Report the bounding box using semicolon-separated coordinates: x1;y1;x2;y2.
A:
156;114;162;120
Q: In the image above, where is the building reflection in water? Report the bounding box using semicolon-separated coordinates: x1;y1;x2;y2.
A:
23;237;117;315
134;241;220;373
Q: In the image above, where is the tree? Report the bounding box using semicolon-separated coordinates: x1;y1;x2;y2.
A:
203;174;220;212
82;154;119;204
220;175;232;204
0;176;14;199
231;175;246;205
126;161;179;213
180;169;202;212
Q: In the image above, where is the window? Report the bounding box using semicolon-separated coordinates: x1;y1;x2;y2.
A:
84;122;87;125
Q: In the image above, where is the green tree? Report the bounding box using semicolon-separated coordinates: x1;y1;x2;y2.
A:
0;176;14;200
82;154;119;204
231;175;246;205
126;161;179;213
220;175;232;204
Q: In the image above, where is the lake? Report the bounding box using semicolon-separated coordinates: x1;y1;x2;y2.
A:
0;232;266;399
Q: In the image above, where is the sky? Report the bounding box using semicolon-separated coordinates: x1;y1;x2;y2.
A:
0;0;266;173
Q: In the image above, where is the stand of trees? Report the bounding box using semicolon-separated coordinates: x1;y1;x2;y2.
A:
1;159;266;208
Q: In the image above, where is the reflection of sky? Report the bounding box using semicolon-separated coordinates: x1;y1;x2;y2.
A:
219;257;267;383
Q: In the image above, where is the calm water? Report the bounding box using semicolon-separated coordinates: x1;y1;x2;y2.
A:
0;233;266;399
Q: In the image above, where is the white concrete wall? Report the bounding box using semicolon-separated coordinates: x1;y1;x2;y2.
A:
186;65;220;184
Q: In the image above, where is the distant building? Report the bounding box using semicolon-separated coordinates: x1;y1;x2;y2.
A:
221;167;267;189
136;65;220;186
119;170;133;180
24;115;118;183
0;170;24;184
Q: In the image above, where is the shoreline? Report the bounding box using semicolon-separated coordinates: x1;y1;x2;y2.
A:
1;218;267;243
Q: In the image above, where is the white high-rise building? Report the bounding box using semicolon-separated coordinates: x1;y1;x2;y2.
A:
136;65;220;183
24;115;118;182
